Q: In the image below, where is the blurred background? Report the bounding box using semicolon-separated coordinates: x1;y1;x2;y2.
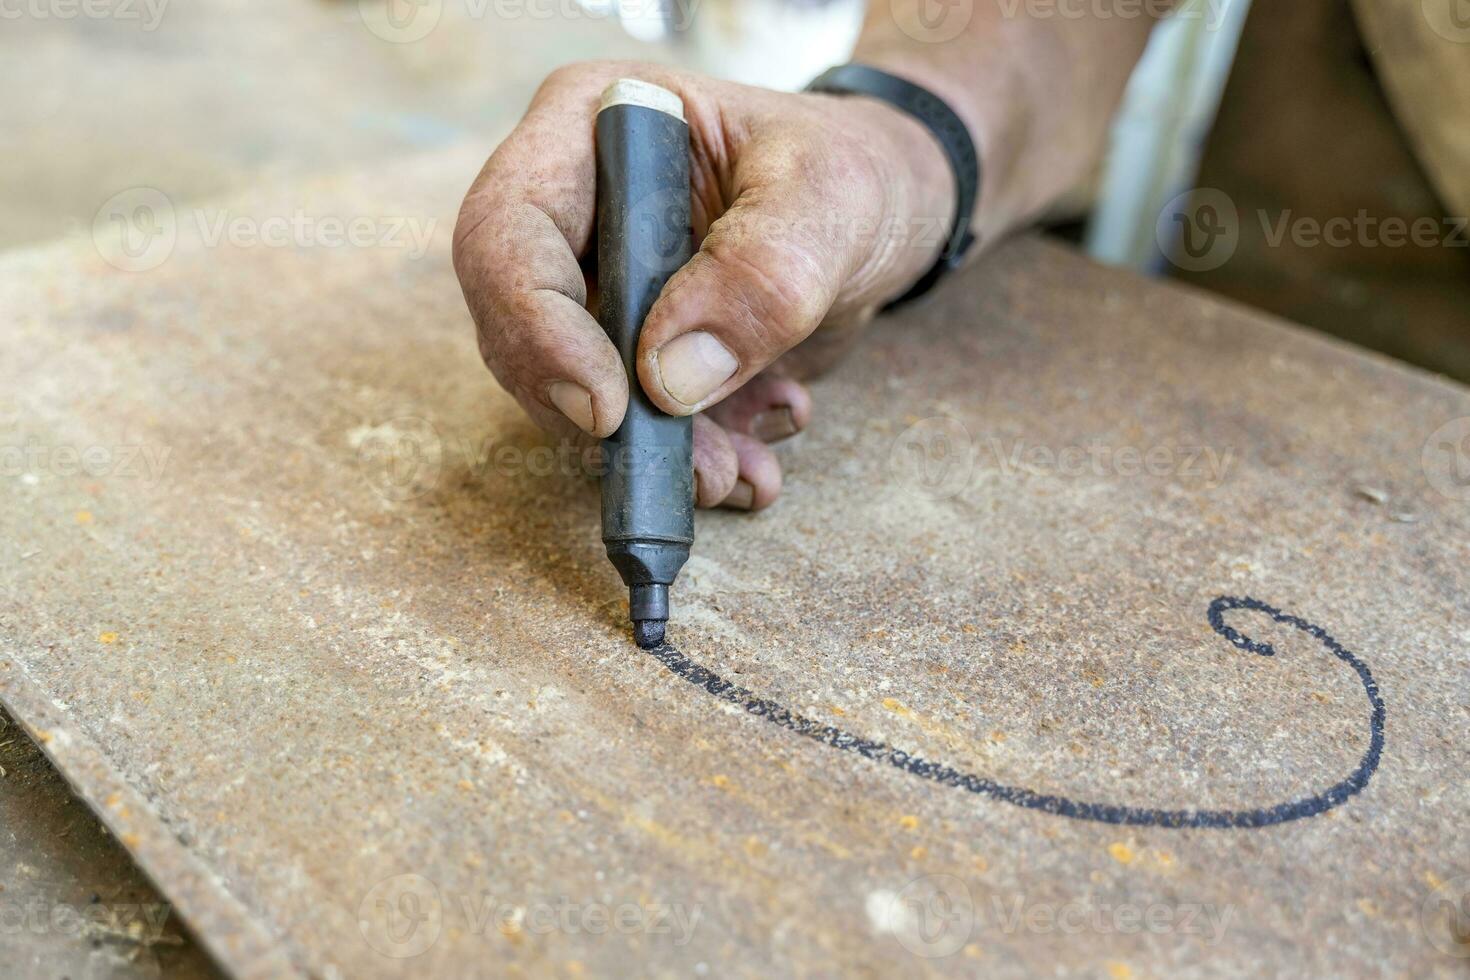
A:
7;0;1468;377
2;0;1467;975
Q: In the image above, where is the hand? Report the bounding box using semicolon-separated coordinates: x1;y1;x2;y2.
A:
453;60;955;509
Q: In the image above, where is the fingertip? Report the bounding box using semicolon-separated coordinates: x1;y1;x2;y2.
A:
636;354;686;417
723;432;782;511
773;378;813;432
587;385;627;439
704;375;814;443
748;377;812;442
547;381;595;433
531;357;627;439
640;330;740;416
692;415;738;507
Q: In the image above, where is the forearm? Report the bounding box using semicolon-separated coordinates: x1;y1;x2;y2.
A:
852;1;1165;247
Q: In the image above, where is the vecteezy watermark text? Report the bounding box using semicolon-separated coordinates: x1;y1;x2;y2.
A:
93;187;437;272
985;894;1234;943
1259;210;1470;250
624;189;954;274
888;417;1235;500
356;0;701;44
192;207;435;257
353;414;708;501
985;436;1233;484
876;874;1235;958
1157;188;1470;272
1;441;172;483
357;874;702;958
0;898;173;943
994;0;1225;30
0;0;168;29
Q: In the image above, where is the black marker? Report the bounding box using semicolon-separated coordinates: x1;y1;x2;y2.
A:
595;79;695;649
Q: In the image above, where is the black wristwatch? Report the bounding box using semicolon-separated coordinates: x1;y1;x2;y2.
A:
806;64;980;311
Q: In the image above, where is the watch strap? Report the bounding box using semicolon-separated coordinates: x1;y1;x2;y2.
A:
806;63;980;310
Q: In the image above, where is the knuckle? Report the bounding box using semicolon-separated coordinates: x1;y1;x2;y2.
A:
539;61;597;94
451;205;483;277
695;458;738;506
540;60;635;97
701;235;827;354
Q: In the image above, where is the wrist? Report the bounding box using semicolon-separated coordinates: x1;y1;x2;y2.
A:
848;48;1028;249
840;93;957;305
805;63;985;308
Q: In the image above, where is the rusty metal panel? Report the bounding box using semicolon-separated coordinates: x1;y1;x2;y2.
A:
2;157;1467;976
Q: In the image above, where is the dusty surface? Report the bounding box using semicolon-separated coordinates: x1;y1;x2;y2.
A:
2;140;1468;977
0;0;664;250
0;4;661;976
0;706;221;979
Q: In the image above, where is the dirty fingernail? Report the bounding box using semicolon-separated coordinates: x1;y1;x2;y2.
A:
655;331;738;407
547;380;594;433
752;406;797;443
722;479;755;511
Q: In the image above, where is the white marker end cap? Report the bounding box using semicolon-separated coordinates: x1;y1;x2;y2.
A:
599;78;685;121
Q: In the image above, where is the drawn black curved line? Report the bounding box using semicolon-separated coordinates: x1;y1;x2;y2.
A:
646;596;1386;828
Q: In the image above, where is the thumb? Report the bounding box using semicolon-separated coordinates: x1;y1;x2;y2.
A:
636;139;894;416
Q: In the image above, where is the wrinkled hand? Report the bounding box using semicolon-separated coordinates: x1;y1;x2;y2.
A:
454;60;954;509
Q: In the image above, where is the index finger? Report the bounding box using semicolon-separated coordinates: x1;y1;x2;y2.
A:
452;66;629;436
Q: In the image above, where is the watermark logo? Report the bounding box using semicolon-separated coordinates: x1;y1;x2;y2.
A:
93;187;177;272
358;873;443;959
880;874;975;957
1422;416;1470;501
892;0;974;43
627;187;693;274
1423;0;1470;43
1157;187;1238;272
1420;873;1470;958
359;0;443;42
353;416;445;502
888;416;976;500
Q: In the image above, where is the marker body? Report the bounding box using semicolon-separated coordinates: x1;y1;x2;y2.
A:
595;81;695;648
